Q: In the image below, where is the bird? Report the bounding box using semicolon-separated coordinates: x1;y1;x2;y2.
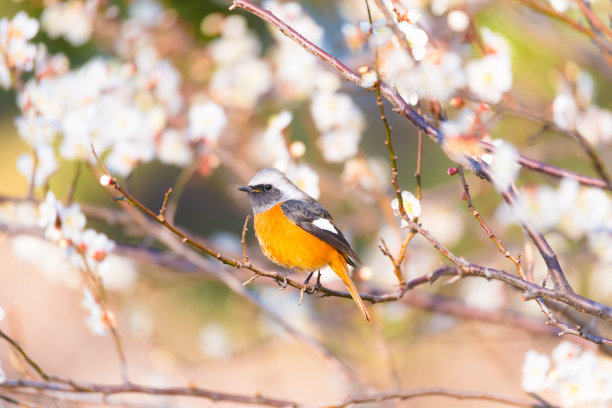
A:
238;168;370;321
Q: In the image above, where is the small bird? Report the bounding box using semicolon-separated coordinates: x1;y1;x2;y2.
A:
239;168;370;321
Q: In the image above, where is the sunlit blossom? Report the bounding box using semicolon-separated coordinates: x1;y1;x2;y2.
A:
391;191;421;224
318;129;361;163
287;164;320;200
188;101;227;145
82;287;107;336
198;322;232;358
465;54;512;103
522;350;550;392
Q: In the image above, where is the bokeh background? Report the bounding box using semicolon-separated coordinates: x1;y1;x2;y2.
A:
1;0;612;406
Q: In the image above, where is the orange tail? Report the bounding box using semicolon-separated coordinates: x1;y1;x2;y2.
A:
329;255;371;322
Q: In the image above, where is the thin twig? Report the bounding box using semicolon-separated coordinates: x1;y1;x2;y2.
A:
158;187;173;222
457;166;525;278
0;330;52;382
415;124;423;201
241;214;251;264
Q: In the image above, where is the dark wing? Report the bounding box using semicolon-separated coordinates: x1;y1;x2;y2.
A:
281;199;361;266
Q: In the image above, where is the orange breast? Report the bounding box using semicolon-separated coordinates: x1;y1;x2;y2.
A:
254;203;339;271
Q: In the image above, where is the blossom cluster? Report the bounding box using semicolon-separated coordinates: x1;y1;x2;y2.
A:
552;66;612;146
522;341;612;407
0;12;40;89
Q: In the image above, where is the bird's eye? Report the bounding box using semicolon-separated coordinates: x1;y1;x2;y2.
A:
264;184;272;191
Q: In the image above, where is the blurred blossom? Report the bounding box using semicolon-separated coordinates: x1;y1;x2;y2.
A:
125;303;154;340
105;140;156;177
0;11;40;79
466;54;512;104
342;157;388;195
70;228;116;269
397;21;428;61
549;0;570;12
198;322;232;358
559;187;612;239
82;287;107;336
588;264;612;302
552;93;577;130
0;201;38;228
391;191;421;224
16;144;58;188
0;361;4;384
0;307;4;322
98;255;138;293
481;140;520;191
38;191;86;243
522;342;612;406
158;129;193;167
311;92;364;163
397;51;466;102
419;201;465;247
447;10;470;32
575;106;612;145
41;0;95;46
259;110;292;169
588;230;612;264
311;92;364;133
187;101;227;144
12;235;80;288
128;0;164;27
459;278;505;310
522;350;550;392
287;164;320;200
15;114;56;147
208;15;272;109
318;129;361;163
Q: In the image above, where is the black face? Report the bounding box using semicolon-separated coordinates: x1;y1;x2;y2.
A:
238;183;284;213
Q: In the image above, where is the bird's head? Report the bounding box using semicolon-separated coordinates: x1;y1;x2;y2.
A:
238;168;308;214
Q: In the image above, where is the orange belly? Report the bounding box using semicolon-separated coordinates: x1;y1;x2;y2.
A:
254;203;338;271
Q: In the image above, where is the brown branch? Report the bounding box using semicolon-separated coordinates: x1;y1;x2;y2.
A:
241;214;251;264
158;187;173;222
318;387;549;408
1;380;296;407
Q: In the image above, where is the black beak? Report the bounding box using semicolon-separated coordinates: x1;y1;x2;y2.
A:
238;186;253;193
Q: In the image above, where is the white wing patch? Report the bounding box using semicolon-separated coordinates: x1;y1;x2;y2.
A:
312;218;337;233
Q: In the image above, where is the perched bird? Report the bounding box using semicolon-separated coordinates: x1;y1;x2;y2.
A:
239;168;370;321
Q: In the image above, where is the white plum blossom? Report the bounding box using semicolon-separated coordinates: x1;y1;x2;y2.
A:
82;287;107;336
0;307;4;322
158;129;193;167
258;110;293;170
549;0;570;13
522;350;551;392
397;21;428;61
466;54;513;104
317;129;361;163
41;0;95;46
447;10;470;32
310;92;364;133
287;164;320;200
397;52;466;102
552;93;577;130
188;101;227;145
481;140;520;191
391;191;421;226
0;12;41;86
97;255;138;293
575;106;612;145
16;144;58;188
38;191;86;243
